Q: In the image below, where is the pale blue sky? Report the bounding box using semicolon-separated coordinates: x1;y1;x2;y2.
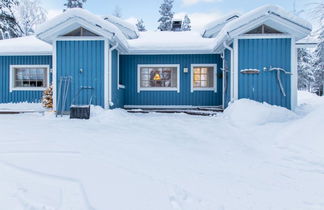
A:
42;0;318;31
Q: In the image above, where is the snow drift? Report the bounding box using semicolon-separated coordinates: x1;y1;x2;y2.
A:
223;99;297;126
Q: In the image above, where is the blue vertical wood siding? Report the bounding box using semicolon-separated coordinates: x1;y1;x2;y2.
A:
120;54;222;106
56;40;104;111
0;56;52;103
224;49;231;108
111;49;125;108
238;38;291;109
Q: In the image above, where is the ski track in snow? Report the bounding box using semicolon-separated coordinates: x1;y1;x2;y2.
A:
0;159;95;210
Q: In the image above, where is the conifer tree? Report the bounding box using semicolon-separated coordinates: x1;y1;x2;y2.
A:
136;19;146;32
0;0;21;38
64;0;87;11
297;48;314;91
157;0;174;31
182;14;191;31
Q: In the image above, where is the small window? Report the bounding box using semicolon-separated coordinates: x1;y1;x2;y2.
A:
191;64;216;92
245;24;283;34
10;65;49;91
138;65;179;92
64;27;99;36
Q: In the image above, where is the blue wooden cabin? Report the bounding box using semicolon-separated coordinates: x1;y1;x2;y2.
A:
0;5;312;111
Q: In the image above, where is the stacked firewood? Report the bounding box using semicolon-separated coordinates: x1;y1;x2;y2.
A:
42;86;53;109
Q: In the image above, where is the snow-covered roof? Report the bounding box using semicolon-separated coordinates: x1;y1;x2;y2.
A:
0;36;52;55
202;12;240;38
36;8;129;49
0;5;312;55
127;31;216;54
212;5;312;52
103;15;139;39
296;35;319;48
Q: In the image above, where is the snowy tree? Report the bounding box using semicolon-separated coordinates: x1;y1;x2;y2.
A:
181;14;191;31
14;0;47;36
157;0;174;31
297;48;314;91
136;19;146;32
0;0;21;38
312;29;324;95
64;0;87;11
113;6;122;18
311;0;324;95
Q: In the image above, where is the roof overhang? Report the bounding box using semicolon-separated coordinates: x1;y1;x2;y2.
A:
36;17;114;43
213;9;312;53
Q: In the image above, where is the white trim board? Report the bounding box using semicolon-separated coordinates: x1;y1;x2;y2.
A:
55;36;106;41
124;105;221;109
291;37;297;110
104;39;109;109
137;64;180;93
238;34;293;39
52;40;57;111
190;64;217;93
9;65;50;92
233;38;238;100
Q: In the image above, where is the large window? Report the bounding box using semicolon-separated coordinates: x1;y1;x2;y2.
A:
10;65;49;91
191;64;216;92
138;65;180;92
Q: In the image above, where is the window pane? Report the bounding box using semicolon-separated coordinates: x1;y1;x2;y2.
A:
140;66;177;88
13;67;47;88
193;66;214;89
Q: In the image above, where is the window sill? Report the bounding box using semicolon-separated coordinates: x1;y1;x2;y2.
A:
138;88;179;93
10;87;47;92
191;88;216;92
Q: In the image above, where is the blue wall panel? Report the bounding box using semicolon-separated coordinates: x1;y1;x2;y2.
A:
56;40;104;111
120;54;222;106
111;49;125;108
224;49;231;108
238;38;291;109
0;55;52;103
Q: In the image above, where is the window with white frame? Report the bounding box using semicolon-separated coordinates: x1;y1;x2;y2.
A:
191;64;216;91
138;65;179;92
10;65;49;91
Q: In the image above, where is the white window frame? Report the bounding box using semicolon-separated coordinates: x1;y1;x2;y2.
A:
9;65;50;92
191;64;217;92
137;64;180;93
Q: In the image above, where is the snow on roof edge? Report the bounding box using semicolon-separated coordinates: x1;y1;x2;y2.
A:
35;8;129;48
103;15;139;39
0;36;52;55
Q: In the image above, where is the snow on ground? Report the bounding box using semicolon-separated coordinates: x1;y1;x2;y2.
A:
0;102;44;111
0;91;324;210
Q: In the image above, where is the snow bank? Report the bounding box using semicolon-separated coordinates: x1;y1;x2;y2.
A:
0;36;52;55
128;31;216;53
0;102;43;111
224;99;297;126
